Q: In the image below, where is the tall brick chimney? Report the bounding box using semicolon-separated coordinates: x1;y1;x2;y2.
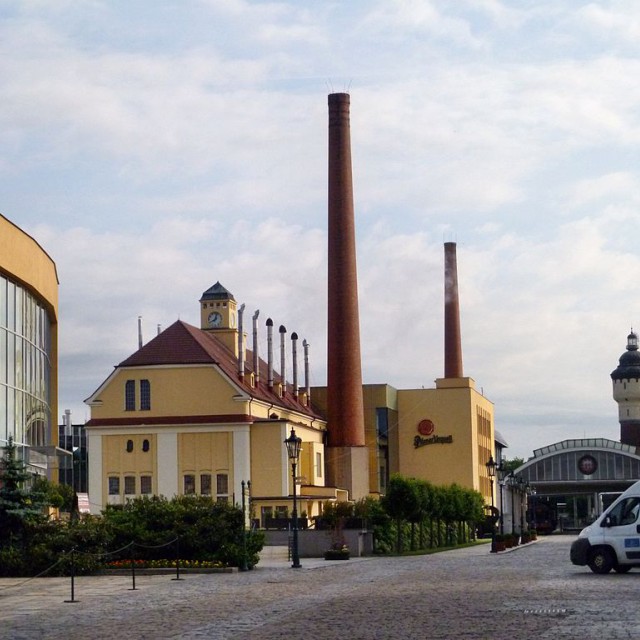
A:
444;242;463;378
326;92;369;499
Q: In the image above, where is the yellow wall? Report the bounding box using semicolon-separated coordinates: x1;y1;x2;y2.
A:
91;366;244;419
103;434;157;495
178;431;232;494
250;422;286;497
394;378;494;502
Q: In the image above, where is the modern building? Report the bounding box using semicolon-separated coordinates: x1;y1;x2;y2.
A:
0;213;60;478
58;410;89;494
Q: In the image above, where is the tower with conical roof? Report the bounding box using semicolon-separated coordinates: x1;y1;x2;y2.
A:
611;330;640;447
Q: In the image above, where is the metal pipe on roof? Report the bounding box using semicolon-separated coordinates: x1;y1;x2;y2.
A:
267;318;274;391
252;309;260;383
238;303;246;381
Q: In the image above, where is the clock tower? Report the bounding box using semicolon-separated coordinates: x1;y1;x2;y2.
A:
199;282;240;355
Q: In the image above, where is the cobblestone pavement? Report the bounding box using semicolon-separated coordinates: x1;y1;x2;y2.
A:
2;536;640;639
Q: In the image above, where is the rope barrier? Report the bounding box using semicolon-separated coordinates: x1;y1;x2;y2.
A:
0;557;65;593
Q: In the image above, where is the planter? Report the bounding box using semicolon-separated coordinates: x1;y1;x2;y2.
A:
324;550;350;561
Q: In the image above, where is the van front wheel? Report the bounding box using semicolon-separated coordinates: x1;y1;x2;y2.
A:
588;547;614;574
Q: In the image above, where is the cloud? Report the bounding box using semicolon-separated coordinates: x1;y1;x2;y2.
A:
4;0;640;462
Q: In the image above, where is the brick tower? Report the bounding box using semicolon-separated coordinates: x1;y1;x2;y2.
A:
444;242;464;378
326;93;369;499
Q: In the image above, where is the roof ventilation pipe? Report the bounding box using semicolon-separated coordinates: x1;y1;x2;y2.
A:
138;316;143;349
267;318;274;391
303;339;311;403
279;325;287;395
237;303;246;381
253;309;260;383
291;332;299;399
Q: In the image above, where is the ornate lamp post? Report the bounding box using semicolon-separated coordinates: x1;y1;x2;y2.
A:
240;480;251;571
486;455;497;552
284;428;302;569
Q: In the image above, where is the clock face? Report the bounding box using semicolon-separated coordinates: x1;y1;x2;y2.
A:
208;311;222;328
578;455;597;476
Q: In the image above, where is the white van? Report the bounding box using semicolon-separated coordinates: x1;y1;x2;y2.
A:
571;480;640;574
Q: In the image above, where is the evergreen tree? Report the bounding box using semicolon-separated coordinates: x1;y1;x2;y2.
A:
0;437;47;543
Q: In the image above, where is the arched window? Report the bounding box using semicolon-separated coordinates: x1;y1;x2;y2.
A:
126;439;133;453
142;439;150;452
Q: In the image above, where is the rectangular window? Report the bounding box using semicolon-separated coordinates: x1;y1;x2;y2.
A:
184;474;196;495
125;380;135;411
140;476;152;495
216;473;229;496
200;474;212;495
316;452;322;478
108;477;120;495
376;407;389;438
140;379;151;411
124;476;136;495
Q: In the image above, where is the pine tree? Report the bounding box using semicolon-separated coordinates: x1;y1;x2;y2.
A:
0;437;46;542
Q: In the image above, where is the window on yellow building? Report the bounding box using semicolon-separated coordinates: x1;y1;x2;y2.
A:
184;474;195;495
108;477;120;495
316;452;322;478
140;476;152;495
216;473;229;500
201;474;212;495
125;380;135;411
140;379;151;410
124;476;136;495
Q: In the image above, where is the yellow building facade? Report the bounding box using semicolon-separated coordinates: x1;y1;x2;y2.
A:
314;378;495;507
85;283;341;519
0;214;59;476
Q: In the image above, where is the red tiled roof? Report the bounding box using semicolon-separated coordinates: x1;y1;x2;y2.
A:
116;320;323;419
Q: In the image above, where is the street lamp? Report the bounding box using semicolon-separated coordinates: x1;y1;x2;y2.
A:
486;455;497;552
284;428;302;569
240;480;251;571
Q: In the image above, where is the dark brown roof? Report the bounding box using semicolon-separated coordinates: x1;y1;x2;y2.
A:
117;320;323;419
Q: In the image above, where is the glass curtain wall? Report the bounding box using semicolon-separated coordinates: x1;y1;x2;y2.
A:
0;273;52;453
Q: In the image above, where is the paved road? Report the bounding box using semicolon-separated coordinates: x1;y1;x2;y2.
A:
1;536;639;639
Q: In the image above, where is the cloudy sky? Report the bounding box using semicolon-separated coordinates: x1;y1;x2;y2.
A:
3;0;640;460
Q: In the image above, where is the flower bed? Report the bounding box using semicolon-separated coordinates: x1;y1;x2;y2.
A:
102;559;232;574
324;544;350;560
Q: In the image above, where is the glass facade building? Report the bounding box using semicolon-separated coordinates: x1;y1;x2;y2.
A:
0;274;53;449
0;214;58;475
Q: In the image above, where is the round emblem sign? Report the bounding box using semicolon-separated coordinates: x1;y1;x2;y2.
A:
417;419;435;436
578;455;598;476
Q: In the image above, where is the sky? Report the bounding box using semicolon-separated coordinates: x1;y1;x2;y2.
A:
2;0;640;460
